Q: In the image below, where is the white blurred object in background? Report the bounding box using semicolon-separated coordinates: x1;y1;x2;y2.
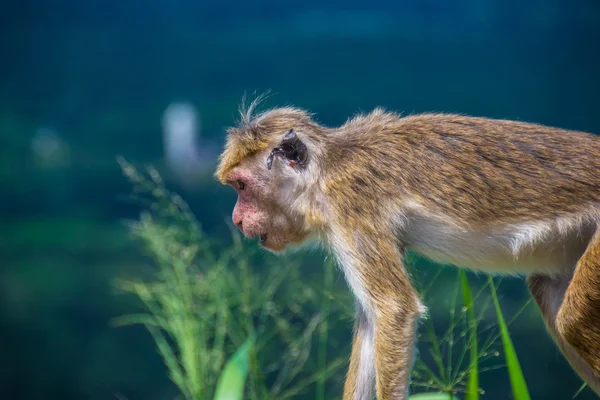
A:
31;127;71;168
162;101;216;189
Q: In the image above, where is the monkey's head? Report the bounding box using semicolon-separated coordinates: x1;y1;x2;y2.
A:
216;104;327;252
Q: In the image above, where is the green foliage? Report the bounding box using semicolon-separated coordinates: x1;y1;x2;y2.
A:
411;268;532;400
113;158;350;400
412;269;493;397
214;335;255;400
459;271;478;400
489;277;531;400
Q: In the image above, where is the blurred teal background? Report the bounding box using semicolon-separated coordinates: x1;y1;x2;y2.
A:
1;1;600;399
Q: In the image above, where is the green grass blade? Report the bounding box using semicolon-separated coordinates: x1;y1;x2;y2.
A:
488;277;531;400
573;382;588;398
459;271;479;400
408;393;460;400
213;335;255;400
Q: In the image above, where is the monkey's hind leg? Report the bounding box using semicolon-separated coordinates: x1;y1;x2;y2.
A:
556;229;600;382
528;274;600;394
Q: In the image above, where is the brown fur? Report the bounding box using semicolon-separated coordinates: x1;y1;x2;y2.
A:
324;110;600;224
557;231;600;372
216;99;600;399
528;273;600;393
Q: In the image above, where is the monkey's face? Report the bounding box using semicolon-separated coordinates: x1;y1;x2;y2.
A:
225;129;314;252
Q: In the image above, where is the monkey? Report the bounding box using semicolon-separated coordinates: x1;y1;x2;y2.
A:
215;96;600;400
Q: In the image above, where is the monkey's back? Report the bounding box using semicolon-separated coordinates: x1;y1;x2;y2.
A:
375;113;600;224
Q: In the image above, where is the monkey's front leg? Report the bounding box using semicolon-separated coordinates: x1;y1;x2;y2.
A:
372;288;423;399
335;231;423;400
374;304;418;400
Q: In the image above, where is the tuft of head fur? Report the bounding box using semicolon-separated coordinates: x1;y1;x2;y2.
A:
215;95;322;184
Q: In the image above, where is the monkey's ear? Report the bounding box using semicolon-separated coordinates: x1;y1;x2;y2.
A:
266;129;308;170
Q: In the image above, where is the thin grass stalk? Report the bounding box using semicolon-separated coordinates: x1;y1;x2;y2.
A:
459;270;479;400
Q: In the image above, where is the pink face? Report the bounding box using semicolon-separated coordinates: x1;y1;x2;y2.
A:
226;166;307;252
228;169;267;241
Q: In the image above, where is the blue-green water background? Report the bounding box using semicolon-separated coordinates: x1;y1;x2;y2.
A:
2;1;600;399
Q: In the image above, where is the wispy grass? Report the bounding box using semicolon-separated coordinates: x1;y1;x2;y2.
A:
459;270;478;400
411;268;532;399
113;158;349;400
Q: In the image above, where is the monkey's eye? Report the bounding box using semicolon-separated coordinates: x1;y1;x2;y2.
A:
237;180;246;191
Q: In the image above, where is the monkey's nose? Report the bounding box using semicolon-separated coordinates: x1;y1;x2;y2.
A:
233;217;243;232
